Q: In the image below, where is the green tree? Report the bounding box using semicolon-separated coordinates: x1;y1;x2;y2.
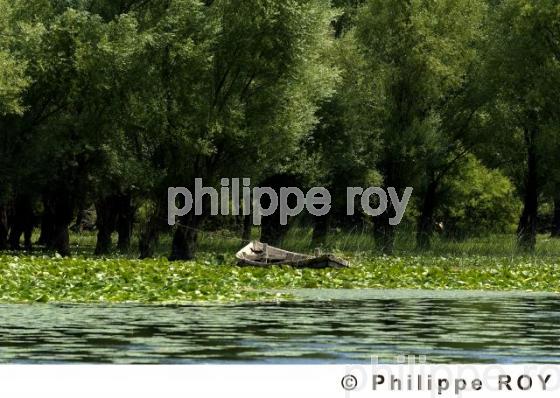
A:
438;155;521;238
305;27;380;245
0;0;28;116
483;0;560;251
0;0;31;249
3;3;146;255
355;0;486;252
129;0;338;259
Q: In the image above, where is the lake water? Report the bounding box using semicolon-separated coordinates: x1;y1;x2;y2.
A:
0;289;559;364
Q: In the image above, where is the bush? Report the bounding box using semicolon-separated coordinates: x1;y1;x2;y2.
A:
438;156;521;238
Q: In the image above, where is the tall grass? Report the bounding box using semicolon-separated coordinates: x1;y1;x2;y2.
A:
58;227;560;260
275;228;560;259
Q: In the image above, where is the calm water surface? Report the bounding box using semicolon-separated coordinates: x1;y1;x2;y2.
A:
0;289;559;364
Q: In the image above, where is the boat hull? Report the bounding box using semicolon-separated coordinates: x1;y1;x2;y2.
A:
235;241;349;269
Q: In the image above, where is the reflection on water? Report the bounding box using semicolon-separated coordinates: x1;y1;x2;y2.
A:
0;289;559;364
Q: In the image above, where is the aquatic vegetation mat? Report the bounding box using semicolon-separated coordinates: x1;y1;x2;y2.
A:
0;254;559;303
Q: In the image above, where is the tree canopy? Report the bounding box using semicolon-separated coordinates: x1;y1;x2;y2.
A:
1;0;559;256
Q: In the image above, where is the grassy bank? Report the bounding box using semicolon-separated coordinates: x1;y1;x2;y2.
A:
1;251;559;304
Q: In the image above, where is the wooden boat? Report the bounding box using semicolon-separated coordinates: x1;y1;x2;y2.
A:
235;241;349;269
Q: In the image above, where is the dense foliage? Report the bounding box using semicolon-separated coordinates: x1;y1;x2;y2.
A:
1;0;559;259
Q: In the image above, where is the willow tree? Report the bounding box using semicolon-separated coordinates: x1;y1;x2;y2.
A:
306;29;380;245
3;3;149;256
483;0;560;251
0;0;30;249
0;0;28;116
131;0;339;259
355;0;486;252
14;8;116;256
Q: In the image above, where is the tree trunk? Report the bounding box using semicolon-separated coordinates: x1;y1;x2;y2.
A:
260;211;289;246
24;224;32;251
116;194;134;252
374;160;399;254
139;199;166;259
0;205;8;250
52;222;70;256
517;134;538;251
258;174;299;246
8;195;34;251
38;194;56;247
117;220;133;251
95;197;118;255
169;213;198;261
50;192;75;257
551;193;560;238
139;219;159;259
416;180;438;250
8;220;22;251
